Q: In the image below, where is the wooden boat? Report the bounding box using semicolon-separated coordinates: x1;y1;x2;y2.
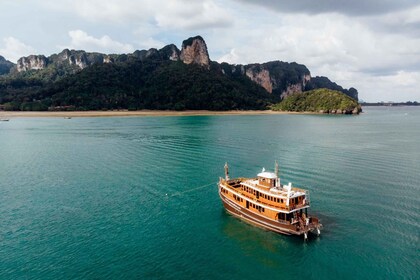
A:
218;162;322;240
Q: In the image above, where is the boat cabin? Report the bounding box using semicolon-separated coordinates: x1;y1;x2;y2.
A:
257;171;278;189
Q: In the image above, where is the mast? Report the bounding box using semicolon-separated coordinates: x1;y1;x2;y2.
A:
224;162;230;180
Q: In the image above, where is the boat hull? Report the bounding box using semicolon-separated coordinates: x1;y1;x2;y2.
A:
219;190;305;236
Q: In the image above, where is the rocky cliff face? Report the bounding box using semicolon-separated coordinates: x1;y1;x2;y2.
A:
280;74;311;99
160;44;180;61
50;49;107;69
234;61;312;99
245;67;273;93
17;55;48;72
180;36;210;67
4;35;358;101
0;55;15;75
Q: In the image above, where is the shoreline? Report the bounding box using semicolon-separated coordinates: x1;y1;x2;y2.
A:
0;110;318;118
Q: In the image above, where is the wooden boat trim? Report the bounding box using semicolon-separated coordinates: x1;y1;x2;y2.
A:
220;182;309;214
220;191;294;235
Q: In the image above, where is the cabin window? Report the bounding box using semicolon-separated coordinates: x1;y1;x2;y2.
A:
281;199;283;203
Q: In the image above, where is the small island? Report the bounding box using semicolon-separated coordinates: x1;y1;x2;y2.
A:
271;88;362;114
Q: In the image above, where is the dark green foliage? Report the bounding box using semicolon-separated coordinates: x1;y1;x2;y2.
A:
0;56;14;75
0;56;274;111
272;88;361;112
263;61;310;94
306;76;358;100
20;101;48;111
0;40;359;111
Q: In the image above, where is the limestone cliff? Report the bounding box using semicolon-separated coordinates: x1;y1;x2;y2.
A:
50;49;106;69
227;61;311;99
280;74;311;99
180;36;210;67
0;55;15;75
17;55;48;72
245;67;273;93
3;35;358;104
159;44;180;61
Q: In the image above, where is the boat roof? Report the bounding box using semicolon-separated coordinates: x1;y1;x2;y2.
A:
241;179;306;198
257;171;277;179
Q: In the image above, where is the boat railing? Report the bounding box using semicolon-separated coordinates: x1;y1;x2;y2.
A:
222;181;311;212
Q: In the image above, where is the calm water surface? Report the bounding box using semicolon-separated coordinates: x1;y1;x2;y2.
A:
0;107;419;279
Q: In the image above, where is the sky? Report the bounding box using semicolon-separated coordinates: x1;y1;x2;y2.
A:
1;0;419;102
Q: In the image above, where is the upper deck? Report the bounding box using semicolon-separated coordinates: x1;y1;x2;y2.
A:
220;177;310;213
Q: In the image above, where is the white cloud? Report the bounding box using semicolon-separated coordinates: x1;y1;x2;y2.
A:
61;30;134;53
40;0;150;23
154;0;232;30
42;0;232;29
0;37;36;62
213;8;420;102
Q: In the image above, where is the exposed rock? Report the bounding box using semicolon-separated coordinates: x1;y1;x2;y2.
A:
240;61;311;99
49;49;107;70
0;55;15;75
4;35;359;108
336;109;343;114
180;36;210;67
57;49;71;61
281;83;304;99
17;55;48;72
69;52;88;69
280;74;312;99
159;44;180;61
352;107;362;114
246;67;272;93
103;55;113;64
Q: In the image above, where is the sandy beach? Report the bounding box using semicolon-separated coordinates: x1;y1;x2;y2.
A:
0;110;312;118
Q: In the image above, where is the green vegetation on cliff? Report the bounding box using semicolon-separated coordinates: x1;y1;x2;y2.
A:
0;36;359;111
0;59;274;111
271;88;361;114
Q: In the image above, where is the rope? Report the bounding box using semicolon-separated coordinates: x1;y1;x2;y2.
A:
167;181;217;197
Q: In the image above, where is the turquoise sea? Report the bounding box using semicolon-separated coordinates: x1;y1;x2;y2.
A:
0;107;419;279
